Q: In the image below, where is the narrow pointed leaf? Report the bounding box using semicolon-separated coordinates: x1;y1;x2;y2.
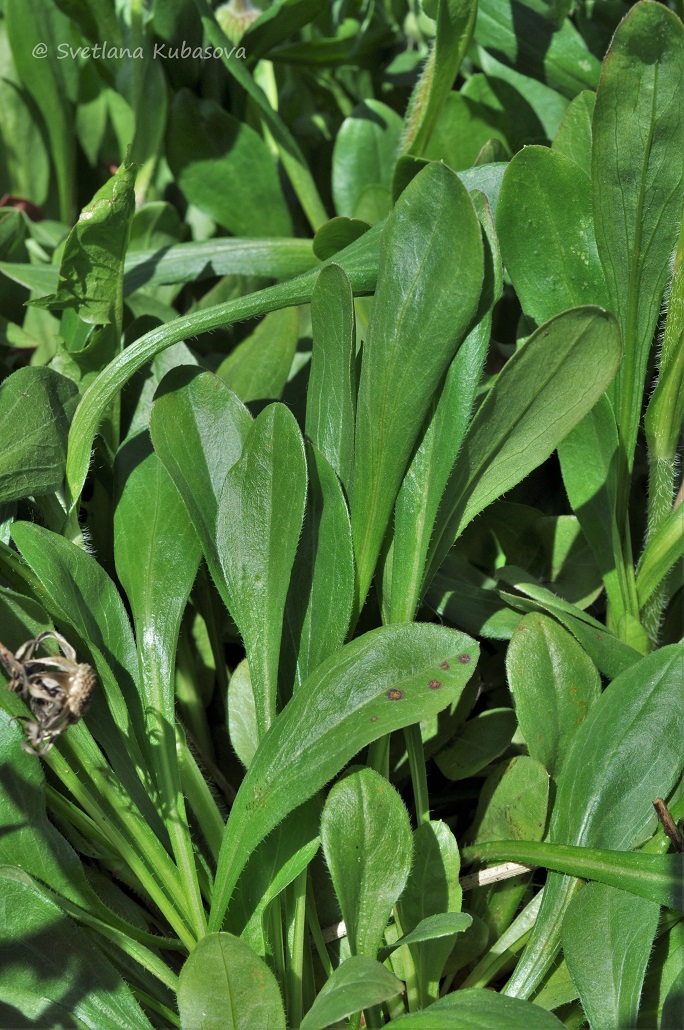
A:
281;442;354;695
209;624;479;930
428;307;621;582
306;263;356;493
383;191;501;622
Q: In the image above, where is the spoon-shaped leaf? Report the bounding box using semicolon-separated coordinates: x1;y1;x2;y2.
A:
321;767;412;959
216;403;307;738
351;162;483;612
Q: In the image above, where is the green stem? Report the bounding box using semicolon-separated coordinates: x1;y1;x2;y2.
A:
367;735;390;779
285;870;308;1029
177;724;226;863
47;740;197;949
305;878;333;979
404;723;430;825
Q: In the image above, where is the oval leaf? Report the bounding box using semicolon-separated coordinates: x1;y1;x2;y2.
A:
321;767;412;959
300;955;404;1030
178;932;285;1030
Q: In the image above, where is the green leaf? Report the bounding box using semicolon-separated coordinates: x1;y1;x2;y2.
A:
636;504;684;608
464;840;682;912
300;955;404;1030
592;1;684;477
639;919;684;1028
227;659;258;769
427;307;621;583
5;0;77;221
396;821;462;1006
123;237;318;294
497;146;608;324
114;432;201;725
474;0;601;99
177;932;286;1030
312;217;372;260
0;871;153;1029
0;78;50;207
378;912;473;960
321;767;412;959
562;883;660;1029
0;708;96;910
557;394;629;622
241;0;325;63
209;623;479;930
351;162;484;611
113;432;205;934
552;90;595;177
281;442;354;694
150;367;252;602
0;367;78;503
167;89;292;237
65;221;381;513
332;99;403;219
227;802;320;956
436;709;517;781
423;91;510;171
216;306;300;403
470;756;549;845
33;162;136;327
496;566;642;679
383;191;501;622
389;987;564;1027
402;0;478;157
306;263;356;494
506;642;684;997
506;613;601;779
216;403;307;738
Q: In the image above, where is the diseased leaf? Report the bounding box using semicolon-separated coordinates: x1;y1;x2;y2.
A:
209;624;479;930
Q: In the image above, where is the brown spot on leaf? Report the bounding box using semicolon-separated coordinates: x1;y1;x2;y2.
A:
440;661;450;670
370;715;378;723
428;679;442;690
458;653;472;664
386;688;404;701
